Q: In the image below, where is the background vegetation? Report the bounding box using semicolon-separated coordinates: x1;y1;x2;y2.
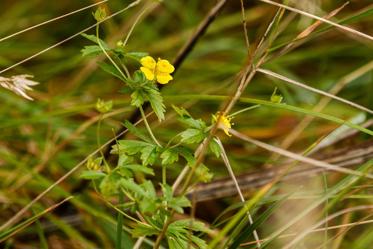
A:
0;0;372;248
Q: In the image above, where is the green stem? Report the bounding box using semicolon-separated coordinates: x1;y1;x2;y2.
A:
139;106;162;147
162;166;166;185
96;115;110;172
116;191;125;249
229;104;260;117
96;24;128;81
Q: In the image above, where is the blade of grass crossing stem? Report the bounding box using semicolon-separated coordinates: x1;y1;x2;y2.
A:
208;184;273;248
116;191;125;249
165;94;373;136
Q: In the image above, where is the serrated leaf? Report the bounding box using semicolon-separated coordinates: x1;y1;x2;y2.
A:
145;84;165;121
79;170;106;180
180;128;205;144
160;148;179;165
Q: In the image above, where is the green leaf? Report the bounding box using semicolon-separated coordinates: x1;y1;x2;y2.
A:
140;145;158;166
127;70;147;86
98;62;126;81
100;173;121;196
130;89;145;107
172;105;206;129
180;128;206;144
124;52;148;61
111;140;152;155
118;164;154;176
123;120;152;143
161;184;190;213
195;164;213;183
146;84;166;121
81;33;109;49
120;178;146;197
79;170;106;180
161;148;179;165
172;105;191;117
175;146;196;166
132;223;158;238
130;82;165;120
81;45;107;57
169;196;190;213
209;139;221;158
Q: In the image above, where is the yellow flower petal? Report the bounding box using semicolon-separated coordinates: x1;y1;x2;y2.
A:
140;67;155;81
156;73;173;84
140;56;156;70
156;59;175;74
213;112;233;136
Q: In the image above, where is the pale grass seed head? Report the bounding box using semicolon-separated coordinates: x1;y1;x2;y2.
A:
0;74;39;100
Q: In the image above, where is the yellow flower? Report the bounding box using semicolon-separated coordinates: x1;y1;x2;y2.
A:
213;112;233;137
140;56;175;84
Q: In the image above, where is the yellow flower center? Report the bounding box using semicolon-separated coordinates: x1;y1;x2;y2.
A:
213;112;233;136
140;56;175;84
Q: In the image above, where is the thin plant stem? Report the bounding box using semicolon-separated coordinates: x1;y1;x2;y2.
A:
229;104;260;117
139;105;162;147
215;137;261;248
162;166;166;185
96;25;128;82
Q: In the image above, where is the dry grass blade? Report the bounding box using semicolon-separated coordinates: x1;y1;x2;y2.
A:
270;2;349;60
230;128;373;179
0;0;141;75
0;196;73;243
258;0;373;41
215;137;261;248
257;68;373;114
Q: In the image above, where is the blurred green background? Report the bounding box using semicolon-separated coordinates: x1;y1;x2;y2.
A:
0;0;372;248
